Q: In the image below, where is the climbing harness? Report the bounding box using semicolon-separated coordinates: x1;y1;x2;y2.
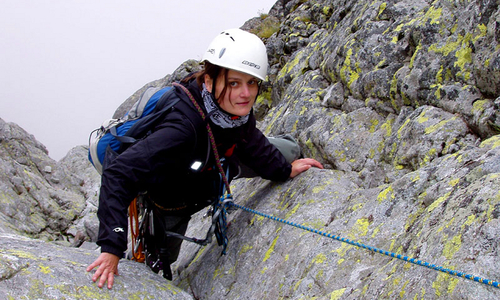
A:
161;194;233;252
128;165;234;277
158;194;234;255
228;202;500;289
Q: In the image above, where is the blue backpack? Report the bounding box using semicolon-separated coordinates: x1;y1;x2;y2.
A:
88;86;179;174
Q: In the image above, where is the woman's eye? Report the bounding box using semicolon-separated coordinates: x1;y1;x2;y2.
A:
229;82;238;87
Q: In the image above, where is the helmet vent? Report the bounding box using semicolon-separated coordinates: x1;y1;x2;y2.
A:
219;48;226;58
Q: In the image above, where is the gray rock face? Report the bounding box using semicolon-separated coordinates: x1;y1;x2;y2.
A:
1;0;499;299
0;119;100;243
0;233;193;299
174;137;500;299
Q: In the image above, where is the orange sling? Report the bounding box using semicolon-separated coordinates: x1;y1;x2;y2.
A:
128;197;145;262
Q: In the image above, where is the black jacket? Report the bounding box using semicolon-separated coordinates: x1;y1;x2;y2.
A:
97;79;292;257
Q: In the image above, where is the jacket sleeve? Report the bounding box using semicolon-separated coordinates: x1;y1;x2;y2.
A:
236;116;292;182
96;111;196;256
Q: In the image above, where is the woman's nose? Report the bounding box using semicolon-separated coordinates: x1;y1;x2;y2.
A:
240;84;251;98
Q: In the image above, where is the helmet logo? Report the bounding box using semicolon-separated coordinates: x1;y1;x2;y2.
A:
207;48;215;55
219;48;226;58
242;60;261;69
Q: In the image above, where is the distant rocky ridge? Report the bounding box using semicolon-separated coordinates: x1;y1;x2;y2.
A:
1;0;499;299
0;120;99;243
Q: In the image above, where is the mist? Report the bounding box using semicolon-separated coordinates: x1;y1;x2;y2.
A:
0;0;276;160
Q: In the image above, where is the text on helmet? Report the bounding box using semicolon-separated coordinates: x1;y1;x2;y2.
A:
242;61;261;69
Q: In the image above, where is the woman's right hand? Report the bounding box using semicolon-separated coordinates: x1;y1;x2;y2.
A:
290;158;324;178
86;252;120;289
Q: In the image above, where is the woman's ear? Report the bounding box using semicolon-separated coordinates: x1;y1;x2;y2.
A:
204;74;213;93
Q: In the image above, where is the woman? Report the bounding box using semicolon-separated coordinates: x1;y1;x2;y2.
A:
87;28;323;289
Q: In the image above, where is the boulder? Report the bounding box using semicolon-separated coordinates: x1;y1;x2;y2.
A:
0;233;193;299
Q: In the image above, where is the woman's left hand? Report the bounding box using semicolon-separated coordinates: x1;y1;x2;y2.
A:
290;158;324;178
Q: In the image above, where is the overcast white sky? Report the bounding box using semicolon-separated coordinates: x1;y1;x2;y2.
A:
0;0;277;160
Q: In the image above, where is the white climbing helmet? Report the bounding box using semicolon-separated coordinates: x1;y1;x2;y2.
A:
202;28;268;81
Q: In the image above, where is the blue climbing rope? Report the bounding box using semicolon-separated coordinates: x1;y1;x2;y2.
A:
228;202;500;289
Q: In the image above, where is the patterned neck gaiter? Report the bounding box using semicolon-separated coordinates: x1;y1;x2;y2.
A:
202;84;249;128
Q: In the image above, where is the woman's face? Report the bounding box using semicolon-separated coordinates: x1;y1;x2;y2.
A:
205;69;260;117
